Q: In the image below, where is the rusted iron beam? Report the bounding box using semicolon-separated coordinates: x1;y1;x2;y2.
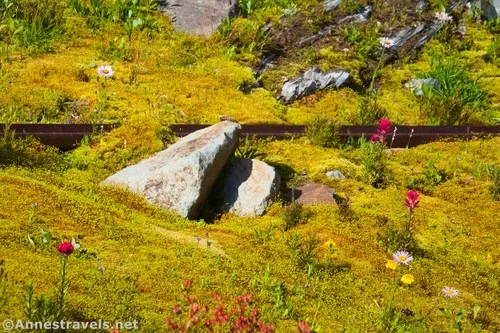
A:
1;124;499;150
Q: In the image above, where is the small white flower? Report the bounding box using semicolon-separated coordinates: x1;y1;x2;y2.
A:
97;65;114;78
442;286;459;298
435;11;453;22
379;37;394;48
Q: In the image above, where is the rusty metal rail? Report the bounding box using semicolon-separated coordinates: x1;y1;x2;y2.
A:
1;124;499;150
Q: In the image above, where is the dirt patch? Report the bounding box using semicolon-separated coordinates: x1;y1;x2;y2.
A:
152;225;228;257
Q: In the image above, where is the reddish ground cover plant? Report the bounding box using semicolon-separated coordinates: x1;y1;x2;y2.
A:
165;282;275;332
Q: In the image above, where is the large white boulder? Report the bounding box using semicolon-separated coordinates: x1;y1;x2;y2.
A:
101;121;241;219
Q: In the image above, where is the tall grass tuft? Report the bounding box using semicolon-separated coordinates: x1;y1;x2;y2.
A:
305;115;340;148
417;56;489;125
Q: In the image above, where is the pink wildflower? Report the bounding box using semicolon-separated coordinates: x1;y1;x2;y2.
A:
297;321;312;333
56;242;74;256
405;190;420;213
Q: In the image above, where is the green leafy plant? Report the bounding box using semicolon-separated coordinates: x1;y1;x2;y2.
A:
253;223;275;243
343;23;380;59
485;36;500;64
16;17;58;57
96;37;132;61
356;94;388;125
359;136;390;188
0;18;23;60
24;241;75;328
0;0;64;58
343;26;362;45
220;17;232;37
333;193;354;222
409;158;450;193
237;0;296;17
234;135;268;159
281;199;309;231
124;17;143;44
286;233;319;270
417;56;489;124
26;229;54;251
486;164;500;200
0;124;62;169
486;17;500;34
24;280;59;326
305;115;340;148
69;0;109;29
439;304;482;332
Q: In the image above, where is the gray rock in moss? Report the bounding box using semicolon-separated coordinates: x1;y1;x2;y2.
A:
279;67;350;104
159;0;238;36
324;0;341;12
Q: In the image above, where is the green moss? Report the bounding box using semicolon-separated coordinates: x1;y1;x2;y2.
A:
1;136;500;330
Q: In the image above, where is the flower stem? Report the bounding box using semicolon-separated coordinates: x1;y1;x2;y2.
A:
368;48;386;94
58;256;68;320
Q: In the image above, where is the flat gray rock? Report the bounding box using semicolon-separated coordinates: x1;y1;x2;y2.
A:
338;5;372;24
279;67;350;104
474;0;500;19
416;0;428;12
405;78;440;95
218;159;280;217
326;170;346;179
101;121;241;219
324;0;341;12
292;182;337;205
159;0;238;36
384;24;426;53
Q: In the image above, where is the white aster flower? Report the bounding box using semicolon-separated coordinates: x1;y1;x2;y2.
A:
380;37;394;48
435;11;453;22
97;65;114;78
442;286;459;298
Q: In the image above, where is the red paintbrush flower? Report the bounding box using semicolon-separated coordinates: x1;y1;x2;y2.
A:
56;242;74;256
297;321;312;333
377;118;392;137
405;190;420;213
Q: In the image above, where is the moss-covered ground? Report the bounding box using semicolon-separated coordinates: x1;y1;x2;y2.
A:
0;133;499;332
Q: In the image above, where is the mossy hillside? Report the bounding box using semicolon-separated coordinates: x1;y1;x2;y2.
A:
1;1;500;125
1;135;500;331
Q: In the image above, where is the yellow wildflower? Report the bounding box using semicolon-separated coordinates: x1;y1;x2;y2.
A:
324;239;336;249
401;274;415;285
385;260;397;270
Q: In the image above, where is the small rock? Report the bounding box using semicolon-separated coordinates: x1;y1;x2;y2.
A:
405;78;440;96
324;0;341;12
475;0;500;20
218;115;239;123
218;159;280;217
279;67;350;104
326;170;346;179
382;25;426;53
338;5;372;24
158;0;238;36
384;148;406;155
292;182;337;205
416;0;428;12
